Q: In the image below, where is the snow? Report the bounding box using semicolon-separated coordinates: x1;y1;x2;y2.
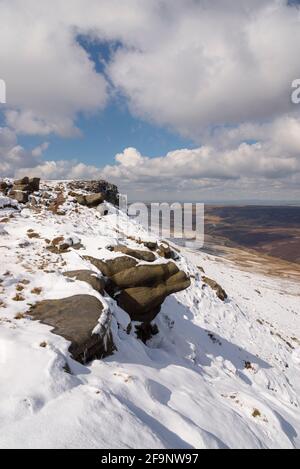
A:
0;181;299;449
0;196;18;209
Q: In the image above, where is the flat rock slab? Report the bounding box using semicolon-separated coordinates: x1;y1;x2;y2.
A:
29;295;114;363
63;270;105;294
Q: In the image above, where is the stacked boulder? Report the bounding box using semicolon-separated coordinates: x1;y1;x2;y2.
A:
85;247;191;324
8;177;40;204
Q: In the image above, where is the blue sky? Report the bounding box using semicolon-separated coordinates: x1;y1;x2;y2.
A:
18;39;195;167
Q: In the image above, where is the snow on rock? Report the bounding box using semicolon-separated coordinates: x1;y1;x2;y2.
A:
0;180;299;449
0;196;18;210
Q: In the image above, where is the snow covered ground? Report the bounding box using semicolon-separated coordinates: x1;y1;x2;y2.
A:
0;183;299;449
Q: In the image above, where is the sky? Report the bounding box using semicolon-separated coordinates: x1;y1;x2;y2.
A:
1;0;300;202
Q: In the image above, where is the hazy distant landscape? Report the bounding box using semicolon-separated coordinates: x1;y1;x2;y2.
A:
204;205;300;266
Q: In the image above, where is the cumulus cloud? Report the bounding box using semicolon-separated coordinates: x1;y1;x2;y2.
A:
1;0;300;200
107;0;300;139
0;127;49;176
1;0;300;139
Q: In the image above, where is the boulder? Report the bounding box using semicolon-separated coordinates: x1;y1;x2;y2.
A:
29;295;115;363
202;276;228;301
116;272;191;322
109;245;156;262
9;190;29;204
157;243;178;260
84;255;137;277
110;262;179;289
63;270;105;294
75;193;104;208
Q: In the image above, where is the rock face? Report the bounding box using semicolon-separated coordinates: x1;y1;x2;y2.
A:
67;180;119;206
63;270;105;294
108;245;156;263
29;295;114;363
203;276;228;301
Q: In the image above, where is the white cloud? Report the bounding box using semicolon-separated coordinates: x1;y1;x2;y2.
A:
0;127;49;175
107;0;300;139
1;0;300;139
1;0;300;201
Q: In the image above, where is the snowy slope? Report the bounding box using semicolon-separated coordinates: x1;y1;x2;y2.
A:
0;182;299;449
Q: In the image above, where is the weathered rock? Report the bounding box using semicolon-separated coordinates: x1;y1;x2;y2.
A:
110;262;179;289
63;270;105;294
157;243;178;260
75;193;104;208
14;177;30;186
13;177;40;193
29;178;40;192
109;245;156;262
67;180;119;205
116;272;191;322
84;255;137;277
203;276;228;301
9;191;29;204
143;241;158;251
0;181;10;194
8;177;40;204
29;295;115;363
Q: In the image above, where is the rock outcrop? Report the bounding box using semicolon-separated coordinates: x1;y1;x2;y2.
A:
85;254;191;323
67;180;119;206
8;177;40;204
29;295;114;363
